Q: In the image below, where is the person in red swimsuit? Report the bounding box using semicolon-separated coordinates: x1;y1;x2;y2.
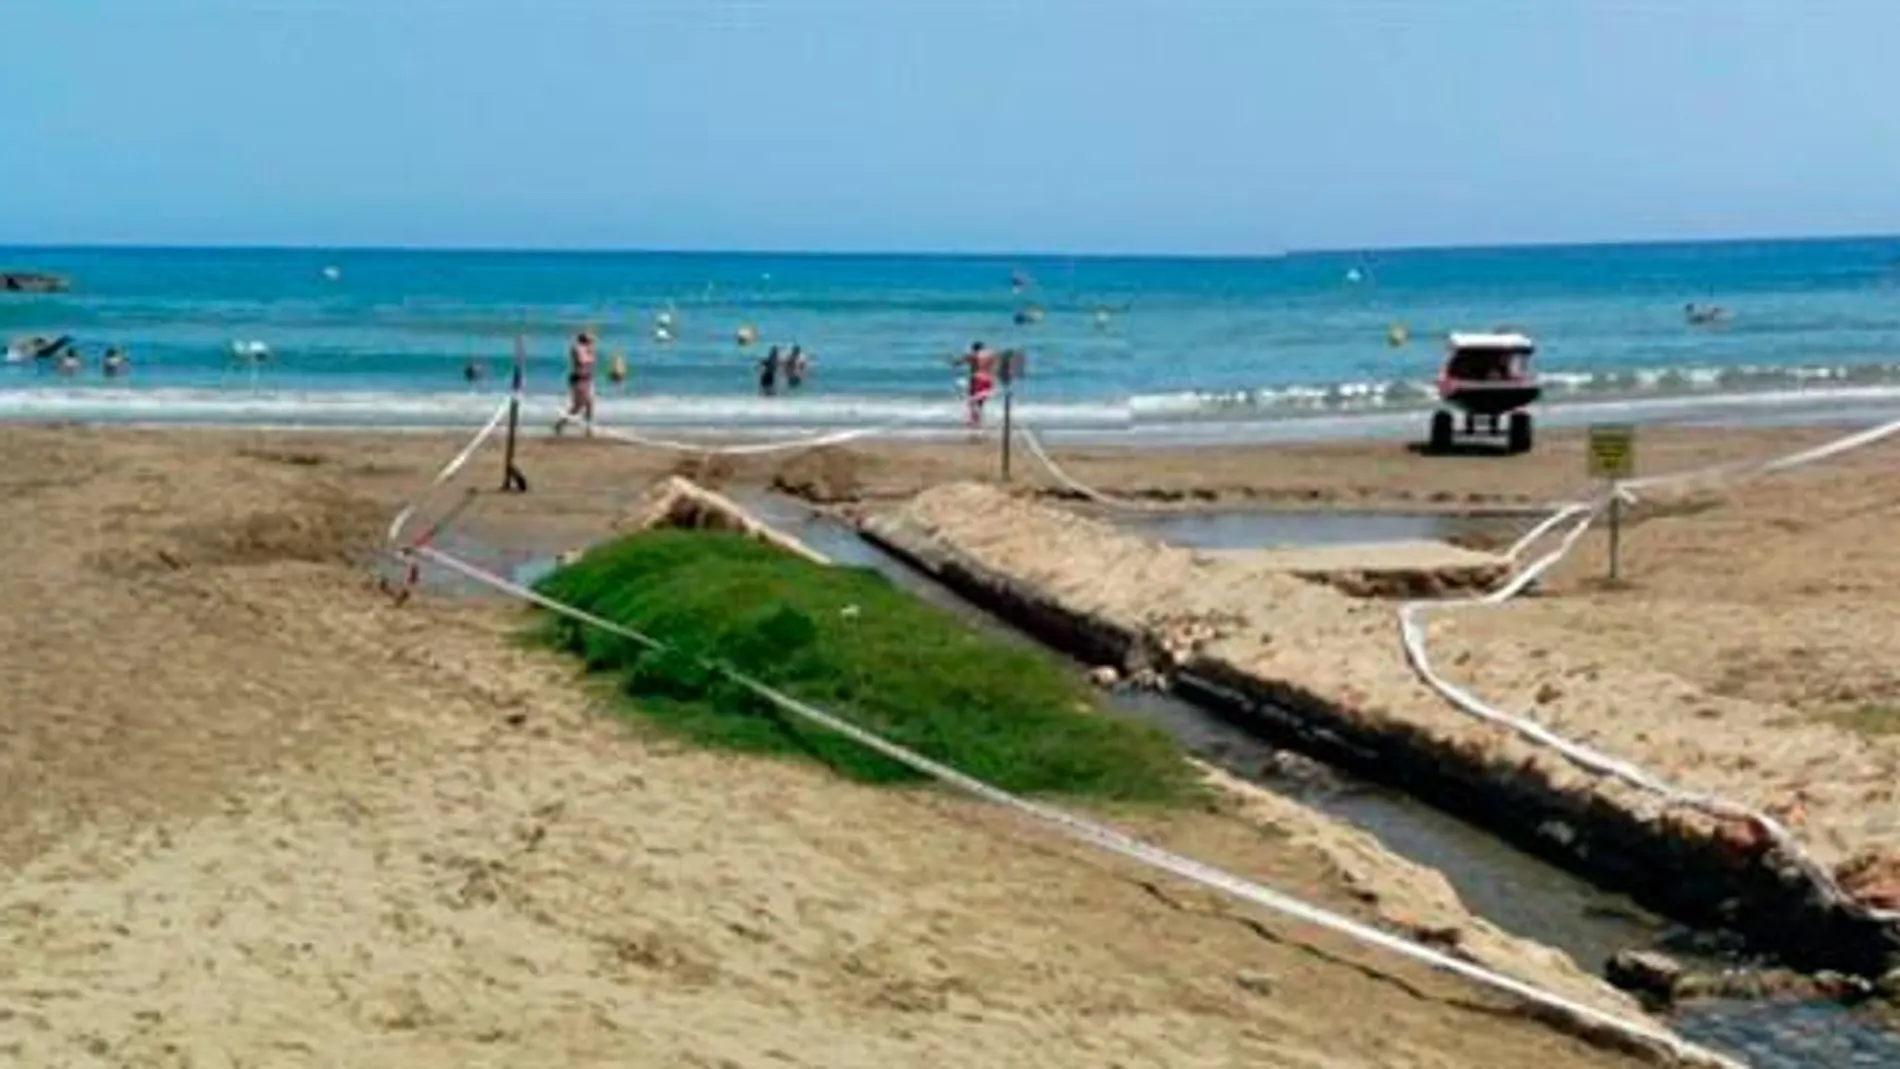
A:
952;341;998;428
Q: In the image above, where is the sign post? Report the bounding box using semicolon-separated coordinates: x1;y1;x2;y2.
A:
500;334;530;493
999;349;1025;482
1586;423;1635;582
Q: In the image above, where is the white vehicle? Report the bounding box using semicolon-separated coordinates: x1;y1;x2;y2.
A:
1429;331;1542;454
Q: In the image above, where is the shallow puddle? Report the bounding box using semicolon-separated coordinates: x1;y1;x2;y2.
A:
1106;507;1526;551
1675;999;1900;1067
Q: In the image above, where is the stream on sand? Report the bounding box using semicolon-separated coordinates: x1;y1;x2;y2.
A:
407;495;1900;1069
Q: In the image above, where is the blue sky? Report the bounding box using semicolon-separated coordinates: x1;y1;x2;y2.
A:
4;0;1898;254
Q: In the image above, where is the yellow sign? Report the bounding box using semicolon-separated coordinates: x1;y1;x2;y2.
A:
1587;423;1636;480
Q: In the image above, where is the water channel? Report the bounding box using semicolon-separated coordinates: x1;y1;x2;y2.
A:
415;491;1900;1067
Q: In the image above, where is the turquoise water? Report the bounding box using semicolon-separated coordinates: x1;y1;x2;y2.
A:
5;239;1900;437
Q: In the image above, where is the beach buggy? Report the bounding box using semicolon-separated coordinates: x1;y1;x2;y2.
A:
1428;331;1542;454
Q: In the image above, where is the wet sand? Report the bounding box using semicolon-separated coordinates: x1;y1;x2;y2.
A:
0;424;1685;1067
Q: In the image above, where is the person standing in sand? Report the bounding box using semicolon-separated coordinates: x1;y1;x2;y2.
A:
952;341;998;428
553;330;597;436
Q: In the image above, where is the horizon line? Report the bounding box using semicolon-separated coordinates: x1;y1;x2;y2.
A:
2;228;1898;261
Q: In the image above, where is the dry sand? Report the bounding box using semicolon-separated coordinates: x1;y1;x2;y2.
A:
0;424;1679;1069
1433;445;1900;902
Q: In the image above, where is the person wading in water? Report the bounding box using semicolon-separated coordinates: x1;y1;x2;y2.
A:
785;345;811;391
758;345;782;397
952;341;998;428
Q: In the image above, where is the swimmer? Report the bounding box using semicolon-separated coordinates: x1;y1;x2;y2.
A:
102;347;129;378
758;345;781;397
1685;303;1729;326
608;349;629;390
56;349;81;376
785;345;810;391
553;330;597;437
463;359;485;387
10;334;69;366
951;341;998;428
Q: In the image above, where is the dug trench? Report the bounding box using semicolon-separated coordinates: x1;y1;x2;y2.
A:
839;489;1900;986
726;493;1675;955
413;473;1900;1066
725;488;1900;1067
416;483;1730;1064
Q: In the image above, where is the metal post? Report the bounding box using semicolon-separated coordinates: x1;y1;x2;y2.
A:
999;350;1021;483
501;334;529;493
1607;481;1622;583
1000;384;1014;483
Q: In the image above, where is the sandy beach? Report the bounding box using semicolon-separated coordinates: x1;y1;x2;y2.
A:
0;422;1720;1068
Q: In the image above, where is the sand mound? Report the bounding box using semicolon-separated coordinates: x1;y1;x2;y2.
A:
771;447;864;503
617;476;830;565
172;486;387;568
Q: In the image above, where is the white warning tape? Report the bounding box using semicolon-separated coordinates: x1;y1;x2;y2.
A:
1015;427;1176;512
1400;412;1900;924
386;394;516;547
1623;415;1900;495
1018;412;1900;924
547;385;1002;458
401;540;1741;1069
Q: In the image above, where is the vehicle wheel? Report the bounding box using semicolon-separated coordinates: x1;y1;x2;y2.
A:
1507;411;1533;454
1429;410;1454;453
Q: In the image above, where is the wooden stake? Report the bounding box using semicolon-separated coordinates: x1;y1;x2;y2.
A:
1000;384;1015;483
999;350;1019;483
501;334;529;493
1606;481;1622;583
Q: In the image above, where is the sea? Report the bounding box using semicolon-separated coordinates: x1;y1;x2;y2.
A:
5;239;1900;443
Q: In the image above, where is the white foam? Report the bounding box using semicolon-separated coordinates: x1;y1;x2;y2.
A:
4;377;1897;447
0;387;1133;432
1128;361;1900;423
